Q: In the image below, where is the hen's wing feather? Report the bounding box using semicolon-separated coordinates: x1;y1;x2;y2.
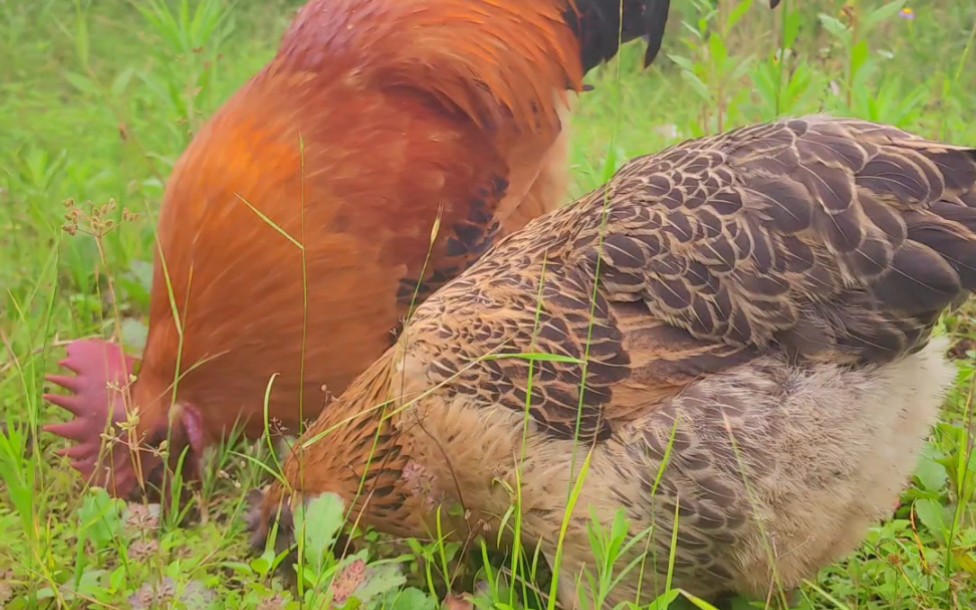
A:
573;116;976;365
409;116;976;443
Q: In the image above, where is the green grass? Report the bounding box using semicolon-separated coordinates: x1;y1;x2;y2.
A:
1;0;975;608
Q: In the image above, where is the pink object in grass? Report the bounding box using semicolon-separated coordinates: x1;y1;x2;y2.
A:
44;338;210;499
43;338;144;498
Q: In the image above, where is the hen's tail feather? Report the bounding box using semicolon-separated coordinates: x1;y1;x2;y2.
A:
844;146;976;360
905;195;976;293
919;148;976;291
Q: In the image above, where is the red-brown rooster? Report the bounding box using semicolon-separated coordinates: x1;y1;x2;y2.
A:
44;0;678;498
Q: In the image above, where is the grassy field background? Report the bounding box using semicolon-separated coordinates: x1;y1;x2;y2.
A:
1;0;975;608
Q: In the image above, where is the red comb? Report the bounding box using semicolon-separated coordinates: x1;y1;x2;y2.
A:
43;338;141;497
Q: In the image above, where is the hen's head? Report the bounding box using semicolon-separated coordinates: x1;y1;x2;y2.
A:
246;483;305;561
247;347;421;558
43;338;206;499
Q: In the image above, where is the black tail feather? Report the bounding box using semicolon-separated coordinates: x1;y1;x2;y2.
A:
639;0;671;68
567;0;670;73
568;0;780;75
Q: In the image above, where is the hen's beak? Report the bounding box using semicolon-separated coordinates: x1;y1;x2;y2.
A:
246;485;297;556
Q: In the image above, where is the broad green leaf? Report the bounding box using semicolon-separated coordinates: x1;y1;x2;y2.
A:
76;488;124;551
351;561;405;605
295;493;346;572
914;498;948;539
914;444;949;492
386;587;436;610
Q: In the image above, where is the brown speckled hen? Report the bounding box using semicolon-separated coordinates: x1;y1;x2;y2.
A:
252;116;976;606
42;0;681;498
